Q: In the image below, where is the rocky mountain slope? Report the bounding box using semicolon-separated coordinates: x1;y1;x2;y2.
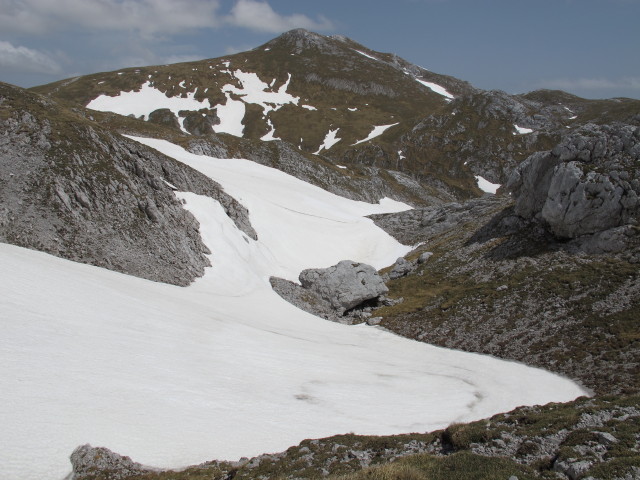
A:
32;29;640;199
1;28;639;480
0;82;255;285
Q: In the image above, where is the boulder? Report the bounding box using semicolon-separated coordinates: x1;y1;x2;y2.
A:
299;260;388;315
507;123;640;243
69;444;151;479
148;108;180;130
389;256;413;279
418;252;433;264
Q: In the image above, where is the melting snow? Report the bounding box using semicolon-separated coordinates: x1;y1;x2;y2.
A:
414;78;454;99
1;137;587;480
336;165;347;169
475;175;501;194
514;125;534;134
354;49;378;61
314;128;341;154
352;123;399;146
179;80;186;88
213;93;246;137
221;70;299;116
260;118;280;141
301;104;317;110
348;107;358;112
86;82;211;134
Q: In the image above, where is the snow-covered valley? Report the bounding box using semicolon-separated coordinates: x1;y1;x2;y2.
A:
1;138;588;480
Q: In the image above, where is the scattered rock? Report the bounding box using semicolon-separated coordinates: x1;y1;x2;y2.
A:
553;458;593;480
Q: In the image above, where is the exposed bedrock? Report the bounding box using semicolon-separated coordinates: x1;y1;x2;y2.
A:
507;123;640;249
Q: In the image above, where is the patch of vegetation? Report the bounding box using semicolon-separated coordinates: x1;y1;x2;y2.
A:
331;451;539;480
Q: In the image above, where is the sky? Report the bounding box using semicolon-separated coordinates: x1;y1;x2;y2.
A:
0;0;639;99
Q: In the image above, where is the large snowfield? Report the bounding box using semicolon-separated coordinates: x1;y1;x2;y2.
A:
1;138;587;480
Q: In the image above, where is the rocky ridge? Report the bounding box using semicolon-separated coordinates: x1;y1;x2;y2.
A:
0;82;256;286
67;394;640;480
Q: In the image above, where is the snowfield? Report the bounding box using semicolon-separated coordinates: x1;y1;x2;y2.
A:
1;139;588;480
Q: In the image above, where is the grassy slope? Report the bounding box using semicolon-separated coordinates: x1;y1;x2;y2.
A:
372;198;639;396
82;394;638;480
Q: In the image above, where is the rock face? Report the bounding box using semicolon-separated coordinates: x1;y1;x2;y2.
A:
0;82;256;286
69;444;152;479
507;123;640;247
298;260;388;315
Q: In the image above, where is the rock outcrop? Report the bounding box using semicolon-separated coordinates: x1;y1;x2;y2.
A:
298;260;388;315
69;444;152;479
507;123;640;250
0;82;256;286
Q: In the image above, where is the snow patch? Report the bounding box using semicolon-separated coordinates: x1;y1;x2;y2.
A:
352;123;399;146
213;93;246;137
261;118;280;141
414;78;454;99
86;82;210;134
301;104;317;110
354;49;378;61
514;125;534;134
314;128;341;154
475;175;501;194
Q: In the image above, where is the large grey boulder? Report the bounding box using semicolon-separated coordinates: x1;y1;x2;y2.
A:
299;260;388;315
507;123;640;241
69;444;151;479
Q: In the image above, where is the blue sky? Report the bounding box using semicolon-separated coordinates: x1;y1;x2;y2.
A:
1;0;638;99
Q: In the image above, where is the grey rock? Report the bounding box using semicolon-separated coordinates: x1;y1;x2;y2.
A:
553;458;593;480
418;251;433;263
181;110;220;135
366;317;383;326
389;256;414;279
507;123;640;247
69;444;152;480
299;260;388;315
148;108;180;130
269;276;341;323
594;431;618;445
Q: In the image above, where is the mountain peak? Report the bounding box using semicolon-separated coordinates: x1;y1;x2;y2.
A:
266;29;346;54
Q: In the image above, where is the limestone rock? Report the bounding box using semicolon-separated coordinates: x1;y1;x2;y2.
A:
507;123;640;246
299;260;388;315
147;108;180;130
389;257;413;279
69;444;151;479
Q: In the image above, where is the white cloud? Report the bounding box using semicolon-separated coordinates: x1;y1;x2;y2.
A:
226;0;333;33
540;77;640;91
0;0;222;37
0;0;334;37
0;41;62;74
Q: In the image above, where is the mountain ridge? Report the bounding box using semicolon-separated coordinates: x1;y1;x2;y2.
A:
1;28;639;480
